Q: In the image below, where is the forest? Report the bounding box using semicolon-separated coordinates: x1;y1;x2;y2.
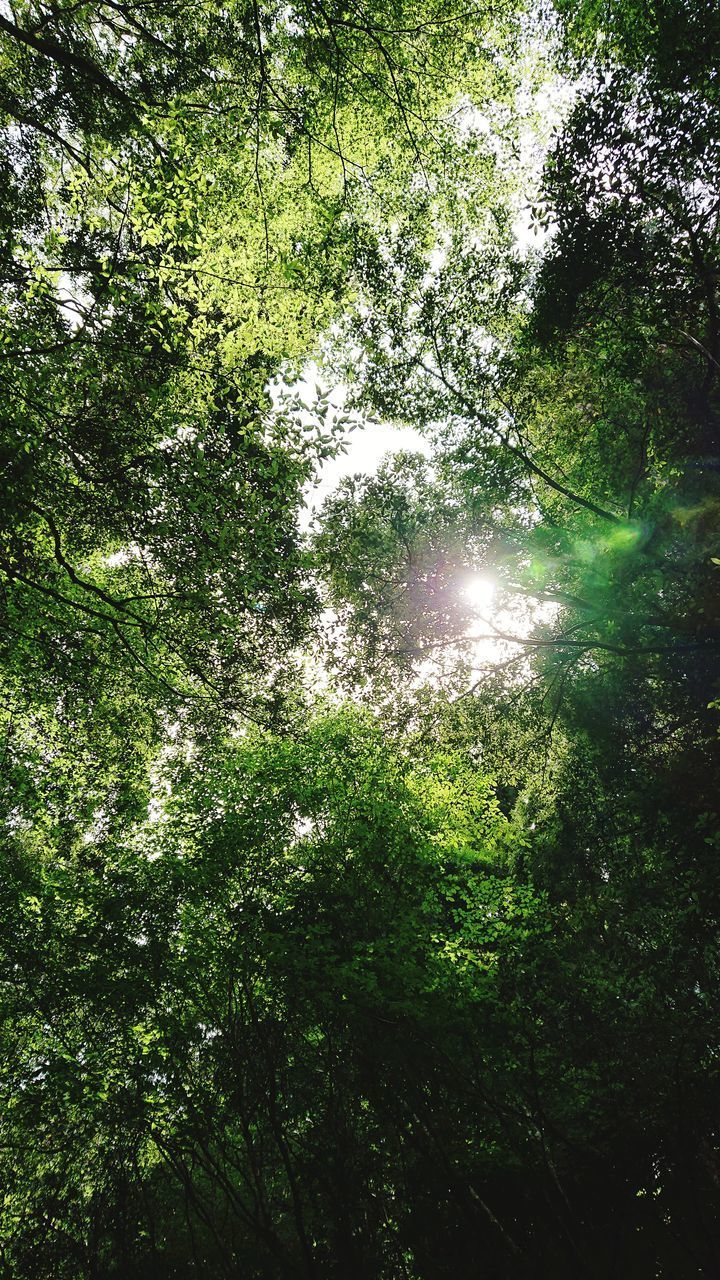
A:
0;0;719;1276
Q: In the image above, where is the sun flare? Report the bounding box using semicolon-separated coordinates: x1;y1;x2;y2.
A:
462;573;496;616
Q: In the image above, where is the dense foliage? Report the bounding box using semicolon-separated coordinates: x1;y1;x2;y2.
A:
1;1;719;1276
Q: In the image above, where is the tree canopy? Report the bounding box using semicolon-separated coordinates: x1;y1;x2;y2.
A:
1;1;719;1277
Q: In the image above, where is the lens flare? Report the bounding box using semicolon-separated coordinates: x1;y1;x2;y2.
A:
462;574;496;614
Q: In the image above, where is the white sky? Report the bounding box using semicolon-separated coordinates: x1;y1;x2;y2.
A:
272;362;432;529
302;420;432;526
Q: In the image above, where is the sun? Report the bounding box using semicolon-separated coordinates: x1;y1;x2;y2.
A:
462;573;496;616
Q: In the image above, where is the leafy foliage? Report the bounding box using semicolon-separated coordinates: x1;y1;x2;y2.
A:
1;1;719;1277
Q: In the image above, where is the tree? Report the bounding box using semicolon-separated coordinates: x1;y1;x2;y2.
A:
2;0;720;1275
